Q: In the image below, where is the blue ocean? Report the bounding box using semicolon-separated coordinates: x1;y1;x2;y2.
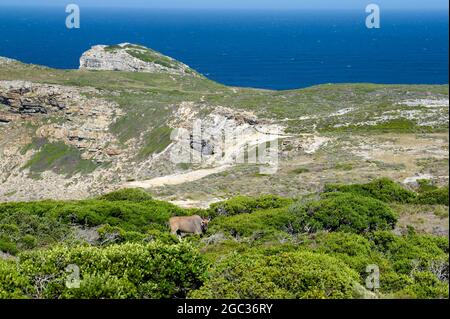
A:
0;6;448;90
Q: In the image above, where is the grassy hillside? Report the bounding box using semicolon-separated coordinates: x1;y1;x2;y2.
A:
1;59;448;196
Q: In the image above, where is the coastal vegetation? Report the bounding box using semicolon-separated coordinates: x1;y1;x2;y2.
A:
1;179;448;299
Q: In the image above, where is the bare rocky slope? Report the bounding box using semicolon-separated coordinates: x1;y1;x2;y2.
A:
0;44;448;211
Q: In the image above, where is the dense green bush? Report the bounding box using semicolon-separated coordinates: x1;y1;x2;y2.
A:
414;186;449;206
311;232;381;276
0;211;70;254
15;241;207;299
395;271;449;299
98;188;152;202
0;199;186;234
369;231;448;275
208;207;301;239
61;273;138;299
374;232;449;298
294;193;397;234
208;195;292;218
97;224;148;245
0;260;30;299
416;179;438;193
324;178;416;203
189;251;362;299
0;238;18;255
53;200;182;232
309;231;448;298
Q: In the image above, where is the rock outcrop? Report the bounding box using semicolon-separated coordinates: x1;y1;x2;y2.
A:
79;43;197;76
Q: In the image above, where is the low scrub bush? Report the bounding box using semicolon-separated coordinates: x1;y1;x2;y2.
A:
369;231;449;276
208;208;301;239
311;232;381;276
0;211;70;254
416;179;438;193
98;188;152;202
0;238;18;255
97;225;147;245
414;186;449;206
15;241;207;299
208;195;292;218
0;199;186;234
0;260;30;299
293;193;397;234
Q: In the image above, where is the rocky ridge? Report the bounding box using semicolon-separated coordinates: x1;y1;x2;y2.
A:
79;43;197;76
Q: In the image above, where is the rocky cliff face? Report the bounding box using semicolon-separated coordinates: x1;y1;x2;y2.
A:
79;43;197;76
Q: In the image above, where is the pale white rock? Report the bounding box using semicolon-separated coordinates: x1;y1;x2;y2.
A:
79;43;196;76
397;99;449;108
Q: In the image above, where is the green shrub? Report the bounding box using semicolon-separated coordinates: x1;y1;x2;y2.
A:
98;188;152;202
0;204;73;253
0;199;185;234
0;238;18;255
189;251;362;299
97;224;148;245
146;229;179;245
416;179;438;193
208;195;292;218
324;178;416;203
308;231;448;297
61;273;138;299
52;200;179;232
295;193;397;234
0;224;20;236
414;186;449;206
0;260;30;299
395;271;449;299
21;235;37;249
16;241;207;299
381;267;448;299
369;231;449;275
208;208;300;238
380;272;414;293
314;232;373;257
311;232;381;276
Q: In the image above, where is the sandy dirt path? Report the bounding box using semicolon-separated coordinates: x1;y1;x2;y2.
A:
123;165;232;188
